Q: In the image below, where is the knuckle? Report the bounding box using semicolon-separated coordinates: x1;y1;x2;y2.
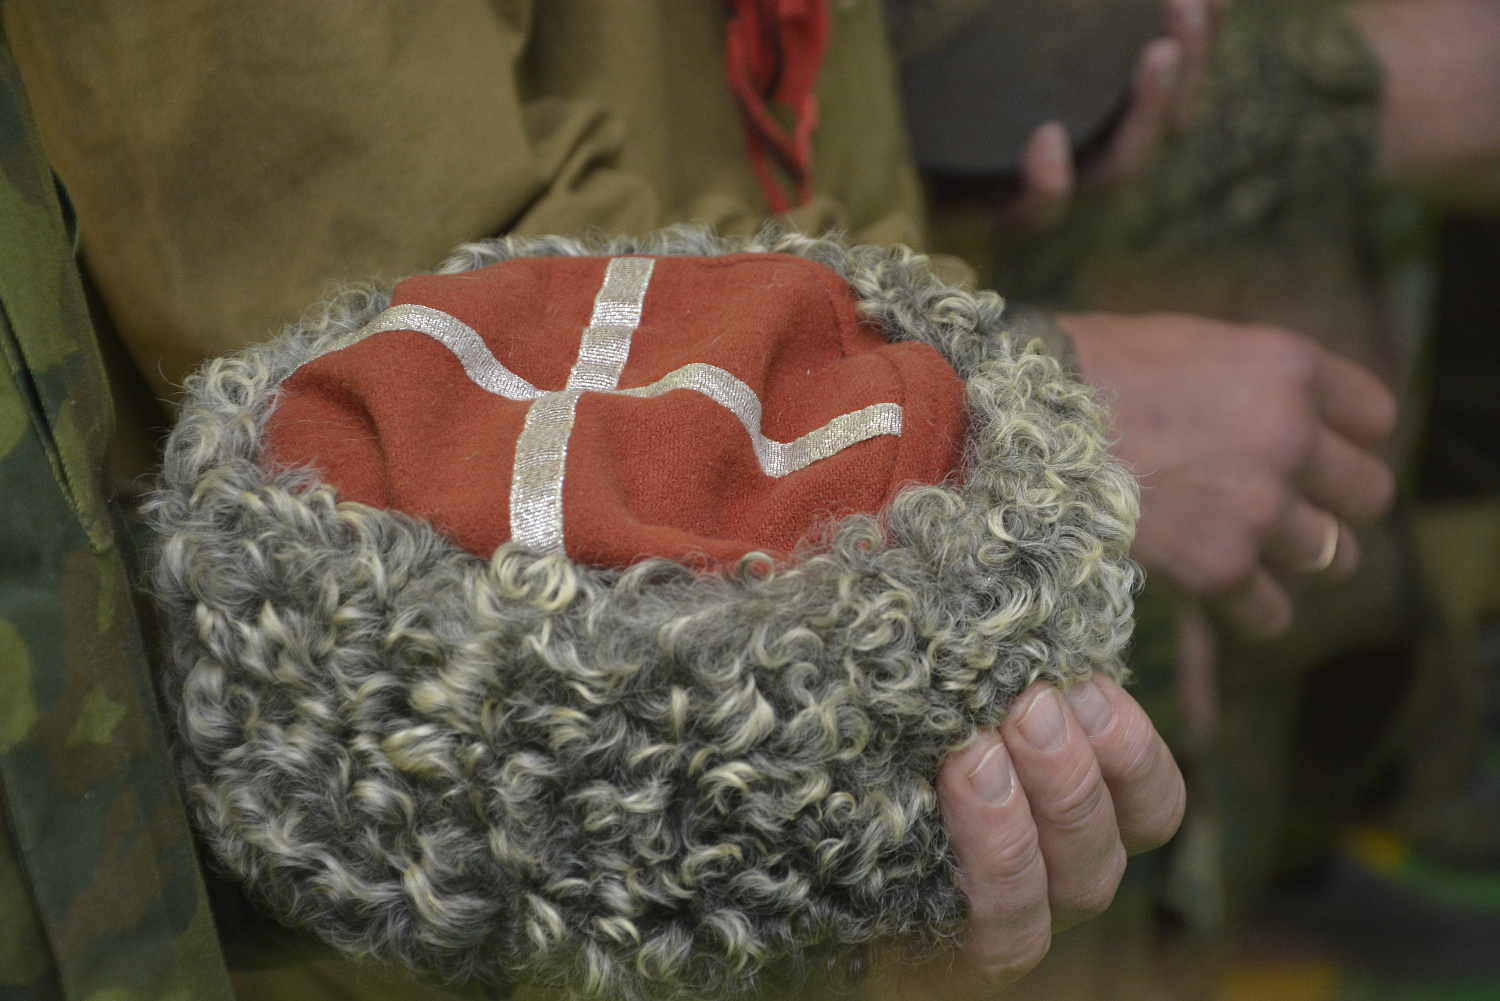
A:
1253;326;1317;382
1239;480;1290;535
1286;346;1320;389
972;822;1046;886
1036;760;1111;832
1264;411;1317;467
1105;713;1160;785
1243;329;1319;416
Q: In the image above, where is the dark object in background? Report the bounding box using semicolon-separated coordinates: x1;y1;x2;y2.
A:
1263;853;1500;980
900;0;1163;177
1419;215;1500;500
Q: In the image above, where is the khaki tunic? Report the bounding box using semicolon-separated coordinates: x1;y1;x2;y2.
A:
3;3;930;998
4;0;926;402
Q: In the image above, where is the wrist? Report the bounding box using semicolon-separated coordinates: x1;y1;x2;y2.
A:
1347;0;1500;180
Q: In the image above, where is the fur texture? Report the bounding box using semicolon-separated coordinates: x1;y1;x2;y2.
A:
147;227;1139;999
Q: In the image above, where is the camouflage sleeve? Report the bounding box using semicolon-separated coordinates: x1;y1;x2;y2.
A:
986;0;1385;303
0;22;235;1001
1123;0;1383;250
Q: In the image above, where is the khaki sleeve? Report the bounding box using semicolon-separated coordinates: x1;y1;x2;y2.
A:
2;0;659;400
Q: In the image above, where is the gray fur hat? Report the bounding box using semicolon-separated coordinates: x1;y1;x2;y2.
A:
147;226;1138;999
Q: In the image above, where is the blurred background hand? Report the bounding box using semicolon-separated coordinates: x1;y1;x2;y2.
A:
1059;312;1399;635
1004;0;1229;230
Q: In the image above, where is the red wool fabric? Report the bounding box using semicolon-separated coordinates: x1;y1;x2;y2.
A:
261;254;967;569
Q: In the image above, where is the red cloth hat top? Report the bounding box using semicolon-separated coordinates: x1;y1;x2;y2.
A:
262;253;967;569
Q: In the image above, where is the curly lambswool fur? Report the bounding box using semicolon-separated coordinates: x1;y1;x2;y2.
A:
147;227;1139;1000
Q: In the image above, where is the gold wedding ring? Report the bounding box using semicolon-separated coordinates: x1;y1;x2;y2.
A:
1307;514;1341;574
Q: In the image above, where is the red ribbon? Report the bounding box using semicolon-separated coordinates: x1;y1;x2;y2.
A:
724;0;830;214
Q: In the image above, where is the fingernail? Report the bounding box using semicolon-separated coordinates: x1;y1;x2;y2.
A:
1065;679;1113;737
1015;688;1068;753
967;741;1015;806
1043;124;1071;165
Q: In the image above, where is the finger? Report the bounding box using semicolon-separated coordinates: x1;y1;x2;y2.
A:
892;732;1051;999
1168;0;1216;127
1002;683;1127;932
1328;520;1361;579
1009;121;1075;229
1063;674;1185;854
1300;427;1396;524
1207;0;1231;42
1261;500;1362;579
1313;351;1398;448
1086;37;1182;185
1218;566;1294;636
1175;602;1220;740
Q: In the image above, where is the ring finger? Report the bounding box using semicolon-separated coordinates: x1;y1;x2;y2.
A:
1261;499;1361;579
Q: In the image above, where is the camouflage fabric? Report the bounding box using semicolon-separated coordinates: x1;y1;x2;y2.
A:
0;24;235;1001
983;0;1385;307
